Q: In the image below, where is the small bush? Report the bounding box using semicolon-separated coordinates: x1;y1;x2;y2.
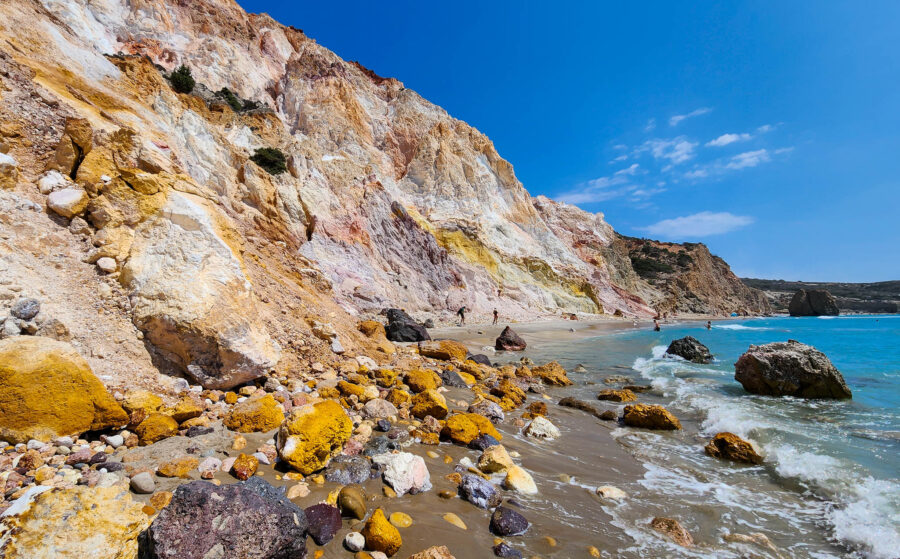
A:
242;99;260;111
217;88;243;112
251;147;287;175
170;65;195;94
630;257;674;278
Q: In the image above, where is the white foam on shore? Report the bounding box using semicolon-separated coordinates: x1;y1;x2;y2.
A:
713;323;774;330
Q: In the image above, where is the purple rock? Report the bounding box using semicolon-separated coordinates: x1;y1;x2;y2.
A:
304;503;342;545
490;506;529;537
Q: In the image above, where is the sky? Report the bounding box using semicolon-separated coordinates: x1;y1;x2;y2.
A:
238;1;900;282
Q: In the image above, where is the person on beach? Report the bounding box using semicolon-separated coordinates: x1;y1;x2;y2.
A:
492;308;499;325
706;320;712;330
654;319;661;331
457;306;467;325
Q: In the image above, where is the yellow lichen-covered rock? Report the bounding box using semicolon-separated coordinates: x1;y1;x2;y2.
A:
404;369;442;393
165;395;205;423
121;389;163;416
622;404;682;430
361;508;402;557
373;368;399;388
531;361;573;386
418;340;468;362
0;485;151;559
410;389;448;419
156;456;199;478
358;321;396;355
477;444;514;473
386;388;411;407
490;379;526;408
704;432;763;464
457;371;476;386
0;336;128;444
135;413;179;445
224;394;285;433
442;413;501;445
277;400;352;475
596;389;636;403
337;380;367;399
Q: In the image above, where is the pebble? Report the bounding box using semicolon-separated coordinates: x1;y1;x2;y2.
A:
286;483;310;499
102;434;124;448
130;472;155;494
442;513;467;530
596;485;628;500
344;532;365;552
493;543;523;558
96;257;117;273
388;512;412;528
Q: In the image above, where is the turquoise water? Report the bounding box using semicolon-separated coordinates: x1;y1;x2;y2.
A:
520;315;900;558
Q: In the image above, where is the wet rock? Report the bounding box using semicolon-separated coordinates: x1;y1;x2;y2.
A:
468;433;500;451
789;289;839;316
277;400;353;474
523;416;560;440
231;453;258;480
305;503;342;545
558;397;606;419
665;336;713;363
419;340;468;361
385;309;430;342
478;445;514;473
389;511;412;528
325;454;378;484
364;398;398;419
623;384;651;393
345;531;365;552
142;479;308;558
503;465;538;495
458;473;501;509
444;413;501;445
362;508;402;556
704;432;763;464
372;451;431;496
0;336;128;444
468;400;505;423
531;361;572;386
596;485;628;500
364;436;399;457
489;506;529;536
599;410;617;421
597;388;637;402
622;404;682;430
734;340;851;398
338;484;367;519
441;369;469;388
495;326;526;351
410;389;448;419
224;394;285;432
650;517;694;547
493;542;523;558
468;354;492;367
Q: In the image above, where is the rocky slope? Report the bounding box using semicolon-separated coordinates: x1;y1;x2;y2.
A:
742;279;899;314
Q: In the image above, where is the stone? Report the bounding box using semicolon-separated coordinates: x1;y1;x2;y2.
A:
622;404;682;430
231;453;259;480
440;369;469;388
122;389;163;415
410;389;448;419
523;416;560;440
305;503;342;545
531;361;572;386
557;397;607;419
167;395;205;423
389;512;412;528
443;413;501;445
468;433;500;451
198;457;222;478
47;188;88;218
524;401;548;417
364;436;400;457
385;388;411;407
96;257;118;273
157;456;199;478
345;531;366;552
489;506;529;537
130;472;155;494
408;546;455;559
326;455;376;485
442;513;467;530
136;413;179;445
143;479;308;558
0;336;128;444
596;485;628;500
650;517;694;547
384;309;430;343
121;192;280;390
458;473;501;509
665;336;713;363
10;298;40;321
372;451;432;496
734;340;851;398
468;400;504;423
224;394;285;432
362;508;402;557
705;432;763;464
364;398;398;419
338;484;367;519
789;289;839;316
503;465;538;495
277;400;353;474
468;354;492;367
186;425;214;437
493;543;523;558
286;483;309;499
149;491;173;510
0;485;150;558
418;340;468;361
495;326;526;351
596;389;637;402
0;152;17;189
478;445;514;474
405;369;442;393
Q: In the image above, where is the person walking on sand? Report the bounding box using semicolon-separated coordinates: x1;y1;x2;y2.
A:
457;306;467;326
492;308;499;325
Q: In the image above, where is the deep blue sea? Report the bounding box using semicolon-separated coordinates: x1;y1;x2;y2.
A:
521;315;900;558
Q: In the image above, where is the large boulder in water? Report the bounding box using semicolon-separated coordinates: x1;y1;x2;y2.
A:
665;336;713;363
141;478;308;558
495;326;526;351
734;340;851;398
384;309;431;342
788;289;839;316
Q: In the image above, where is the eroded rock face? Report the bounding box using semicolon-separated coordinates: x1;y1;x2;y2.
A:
789;289;839;316
665;336;713;364
734;340;851;399
122;192;280;389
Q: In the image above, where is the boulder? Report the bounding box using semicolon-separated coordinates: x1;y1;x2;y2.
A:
337;484;367;519
596;389;637;402
325;455;379;485
478;445;514;473
410;389;448;419
408;546;456;559
443;413;501;445
458;473;501;509
734;340;851;398
363;398;398;419
305;503;342;545
531;361;572;386
121;192;280;389
45;117;92;176
47;188;88;218
0;152;17;189
142;479;308;558
0;336;128;444
558;397;606;419
523;416;560;440
224;394;285;432
596;486;628;500
468;354;492;367
362;508;402;557
419;340;468;361
705;432;763;464
789;289;839;316
372;451;432;496
468;400;504;423
405;369;442;392
121;389;163;416
135;413;179;445
0;485;150;559
277;400;353;474
665;336;713;364
489;506;529;537
495;326;526;351
650;517;694;547
503;465;538;495
385;309;430;342
622;404;682;430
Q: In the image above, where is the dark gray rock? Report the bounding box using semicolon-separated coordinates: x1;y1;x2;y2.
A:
324;454;379;484
489;506;529;536
495;326;526;351
374;419;391;432
304;503;342;545
363;436;399;457
10;298;40;321
385;309;431;342
141;479;308;559
185;425;214;437
493;542;523;558
468;434;499;451
441;369;468;388
789;289;840;317
468;353;492;367
665;336;713;364
468;400;504;424
734;340;851;399
458;473;501;509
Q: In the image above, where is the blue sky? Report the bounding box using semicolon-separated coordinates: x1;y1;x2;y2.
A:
239;1;899;282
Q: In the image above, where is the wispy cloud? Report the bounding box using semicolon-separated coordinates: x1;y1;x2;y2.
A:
644;119;657;132
756;124;774;133
725;149;770;170
610;154;628;163
636;137;698;164
641;211;754;238
557;168;665;205
614;163;641;176
706;132;752;147
669;107;712;127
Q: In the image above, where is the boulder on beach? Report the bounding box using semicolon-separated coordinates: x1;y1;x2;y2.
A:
788;289;839;316
419;339;468;361
734;340;851;399
0;336;128;444
622;404;682;430
458;473;501;509
385;309;431;342
361;508;402;557
277;400;353;474
495;326;526;351
597;388;637;402
531;361;573;386
490;506;530;537
650;517;694;547
372;451;432;496
705;432;763;464
665;336;713;364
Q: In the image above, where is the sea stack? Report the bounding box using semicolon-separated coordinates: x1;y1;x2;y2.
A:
788;289;840;316
734;340;851;398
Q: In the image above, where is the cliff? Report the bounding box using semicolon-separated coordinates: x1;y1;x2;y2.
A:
0;0;767;389
742;279;899;314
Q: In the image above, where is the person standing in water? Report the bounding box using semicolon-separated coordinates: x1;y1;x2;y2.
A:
654;319;661;331
492;308;499;325
457;306;467;326
706;320;712;330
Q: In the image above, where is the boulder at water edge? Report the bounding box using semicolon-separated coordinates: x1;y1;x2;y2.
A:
788;289;839;316
372;451;432;496
705;432;763;464
622;404;682;430
418;339;468;361
734;340;851;398
142;479;308;559
277;400;353;474
665;336;713;364
385;309;430;342
361;508;402;557
495;326;526;351
0;336;128;444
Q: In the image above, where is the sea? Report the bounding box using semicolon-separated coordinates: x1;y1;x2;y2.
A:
507;315;900;558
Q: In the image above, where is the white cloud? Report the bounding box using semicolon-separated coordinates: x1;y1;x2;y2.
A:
756;124;774;133
610;154;628;163
705;132;752;147
613;144;629;150
641;211;754;238
774;146;794;155
669;107;712;127
644;119;657;132
614;163;640;176
725;149;770;170
638;137;698;164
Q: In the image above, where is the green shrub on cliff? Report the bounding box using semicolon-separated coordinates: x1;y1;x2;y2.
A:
169;65;195;94
251;147;287;175
217;88;243;112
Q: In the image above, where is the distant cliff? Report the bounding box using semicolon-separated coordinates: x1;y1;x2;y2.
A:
742;279;899;314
